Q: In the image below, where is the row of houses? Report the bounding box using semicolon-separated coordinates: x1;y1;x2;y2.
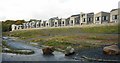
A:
11;8;119;31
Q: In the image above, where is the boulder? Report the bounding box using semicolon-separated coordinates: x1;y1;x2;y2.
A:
42;46;55;55
65;46;75;56
103;45;120;55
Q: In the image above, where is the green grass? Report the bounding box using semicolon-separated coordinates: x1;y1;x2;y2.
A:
32;34;118;50
3;25;119;39
81;25;119;33
42;41;72;49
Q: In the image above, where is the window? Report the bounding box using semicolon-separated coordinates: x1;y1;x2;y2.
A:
112;16;115;20
91;18;93;21
62;21;64;24
47;23;48;25
112;15;117;20
102;16;104;20
102;16;108;20
88;18;91;21
83;18;85;22
42;24;43;26
106;16;108;20
75;18;77;23
115;15;117;19
71;20;73;23
76;20;79;23
81;14;85;17
96;17;100;21
55;22;57;24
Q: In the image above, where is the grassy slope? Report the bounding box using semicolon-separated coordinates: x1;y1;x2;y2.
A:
3;25;119;38
3;24;119;50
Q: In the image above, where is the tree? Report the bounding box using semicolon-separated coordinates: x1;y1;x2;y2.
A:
15;20;25;25
2;20;25;32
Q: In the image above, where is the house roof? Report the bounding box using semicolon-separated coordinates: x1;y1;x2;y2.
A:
71;14;80;17
49;17;59;20
96;11;110;14
110;9;118;12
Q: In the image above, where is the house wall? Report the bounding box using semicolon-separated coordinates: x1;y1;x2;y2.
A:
110;9;118;23
75;16;80;25
36;22;40;28
40;21;44;27
80;12;94;25
94;12;110;24
94;12;102;24
69;17;75;26
101;12;110;24
45;21;49;27
66;18;70;26
11;24;16;31
87;13;94;24
54;19;59;27
49;19;55;27
61;18;66;26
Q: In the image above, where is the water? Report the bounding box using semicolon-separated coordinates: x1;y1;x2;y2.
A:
2;37;74;61
2;37;120;63
74;48;120;60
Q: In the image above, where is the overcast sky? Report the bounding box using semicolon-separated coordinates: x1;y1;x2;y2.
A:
0;0;119;21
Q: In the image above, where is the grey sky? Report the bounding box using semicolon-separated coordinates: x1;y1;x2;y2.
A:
0;0;119;21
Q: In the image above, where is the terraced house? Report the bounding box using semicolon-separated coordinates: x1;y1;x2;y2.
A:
94;11;110;24
49;17;60;27
60;18;66;27
110;9;118;23
80;12;94;25
69;14;80;26
11;8;119;31
45;21;50;27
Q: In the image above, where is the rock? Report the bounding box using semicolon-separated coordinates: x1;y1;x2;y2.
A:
65;46;75;56
42;46;55;55
2;37;9;40
103;45;120;55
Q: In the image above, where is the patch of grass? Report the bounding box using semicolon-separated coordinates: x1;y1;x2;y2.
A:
80;25;119;34
87;36;106;40
42;41;73;49
32;34;118;50
2;49;35;55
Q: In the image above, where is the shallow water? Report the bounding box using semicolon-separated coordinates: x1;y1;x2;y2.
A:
2;38;74;61
74;48;120;60
2;37;120;63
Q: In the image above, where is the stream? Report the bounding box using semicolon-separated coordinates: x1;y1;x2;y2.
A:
2;37;120;63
